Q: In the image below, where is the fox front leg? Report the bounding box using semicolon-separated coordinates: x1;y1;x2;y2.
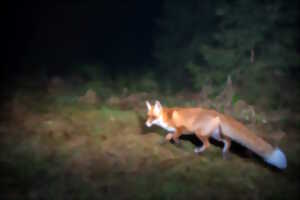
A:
172;131;182;144
167;129;183;147
162;128;183;146
165;133;173;141
161;132;181;147
159;132;173;145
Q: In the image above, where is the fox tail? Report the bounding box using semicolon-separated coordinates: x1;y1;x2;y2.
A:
220;115;287;169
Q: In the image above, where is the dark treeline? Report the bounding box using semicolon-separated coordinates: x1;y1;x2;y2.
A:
2;0;299;94
154;0;299;89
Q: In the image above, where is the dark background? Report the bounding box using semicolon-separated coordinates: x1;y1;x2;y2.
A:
3;0;162;76
2;0;300;100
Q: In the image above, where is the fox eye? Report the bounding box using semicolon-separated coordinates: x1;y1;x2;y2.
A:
147;115;156;121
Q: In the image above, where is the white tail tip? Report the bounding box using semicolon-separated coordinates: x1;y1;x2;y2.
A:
264;148;287;169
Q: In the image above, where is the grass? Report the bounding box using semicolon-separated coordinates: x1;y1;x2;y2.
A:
1;90;300;200
0;142;101;200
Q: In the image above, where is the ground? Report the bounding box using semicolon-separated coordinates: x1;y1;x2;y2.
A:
0;84;300;200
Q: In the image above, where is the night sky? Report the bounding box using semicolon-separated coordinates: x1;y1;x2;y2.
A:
4;0;162;69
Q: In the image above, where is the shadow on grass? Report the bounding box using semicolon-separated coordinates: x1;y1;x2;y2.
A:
181;134;286;172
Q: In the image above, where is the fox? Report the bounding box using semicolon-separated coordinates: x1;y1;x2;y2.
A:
145;100;287;169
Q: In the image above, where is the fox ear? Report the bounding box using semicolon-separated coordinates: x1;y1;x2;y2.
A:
154;100;162;113
145;101;151;110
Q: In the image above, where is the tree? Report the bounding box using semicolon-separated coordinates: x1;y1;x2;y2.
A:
153;0;215;89
201;0;299;74
154;0;299;90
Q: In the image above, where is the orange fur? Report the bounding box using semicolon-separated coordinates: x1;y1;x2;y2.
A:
145;100;287;169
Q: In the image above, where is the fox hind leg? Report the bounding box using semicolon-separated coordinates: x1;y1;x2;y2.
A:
194;133;210;154
194;116;221;154
221;137;231;159
218;123;231;159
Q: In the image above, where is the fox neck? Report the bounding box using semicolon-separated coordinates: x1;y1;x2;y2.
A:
153;111;176;132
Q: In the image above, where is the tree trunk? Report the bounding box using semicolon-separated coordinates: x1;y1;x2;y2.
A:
250;48;255;64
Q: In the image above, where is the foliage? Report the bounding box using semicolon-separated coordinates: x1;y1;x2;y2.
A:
153;0;216;89
117;71;158;93
231;93;241;107
153;0;299;105
211;0;299;70
73;64;107;81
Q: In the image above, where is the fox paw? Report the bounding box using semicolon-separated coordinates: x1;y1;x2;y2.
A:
165;133;173;141
222;152;231;160
174;141;182;148
194;147;205;154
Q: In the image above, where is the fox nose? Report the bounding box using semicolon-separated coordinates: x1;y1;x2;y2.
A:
145;121;151;127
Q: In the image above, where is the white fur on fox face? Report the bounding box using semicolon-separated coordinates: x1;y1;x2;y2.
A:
146;101;151;111
146;120;152;127
145;100;175;131
153;102;161;115
152;116;176;132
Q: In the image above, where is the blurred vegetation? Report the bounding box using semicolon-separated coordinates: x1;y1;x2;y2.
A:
152;0;299;107
10;0;299;110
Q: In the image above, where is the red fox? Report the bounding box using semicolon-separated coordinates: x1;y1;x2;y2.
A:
145;100;287;169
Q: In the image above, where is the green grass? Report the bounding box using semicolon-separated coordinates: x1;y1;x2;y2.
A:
1;89;300;200
231;94;241;107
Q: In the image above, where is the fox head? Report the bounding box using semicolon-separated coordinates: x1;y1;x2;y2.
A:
145;100;175;132
145;100;162;127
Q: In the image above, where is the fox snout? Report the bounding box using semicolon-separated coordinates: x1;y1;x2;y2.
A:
145;120;152;127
